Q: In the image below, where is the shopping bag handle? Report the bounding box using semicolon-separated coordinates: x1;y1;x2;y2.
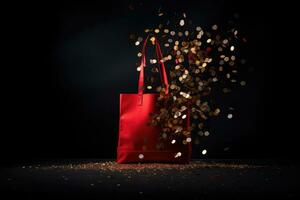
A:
137;35;169;105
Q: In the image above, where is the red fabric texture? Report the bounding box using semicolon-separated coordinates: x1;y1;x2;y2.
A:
117;36;191;164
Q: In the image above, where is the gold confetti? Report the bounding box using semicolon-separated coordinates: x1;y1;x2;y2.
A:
179;19;185;26
174;152;182;158
212;24;218;30
204;131;210;136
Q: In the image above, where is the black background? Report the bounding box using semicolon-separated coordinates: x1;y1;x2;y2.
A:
2;0;296;165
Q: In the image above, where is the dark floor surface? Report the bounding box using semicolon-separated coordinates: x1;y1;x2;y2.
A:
1;159;299;199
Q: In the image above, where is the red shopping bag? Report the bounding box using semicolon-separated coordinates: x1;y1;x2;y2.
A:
117;36;191;163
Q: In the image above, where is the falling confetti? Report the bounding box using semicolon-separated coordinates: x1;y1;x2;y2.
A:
132;12;247;157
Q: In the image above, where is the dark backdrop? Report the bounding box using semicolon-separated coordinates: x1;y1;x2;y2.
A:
2;0;295;164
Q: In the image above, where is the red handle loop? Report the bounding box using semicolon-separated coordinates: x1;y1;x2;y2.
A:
138;36;169;98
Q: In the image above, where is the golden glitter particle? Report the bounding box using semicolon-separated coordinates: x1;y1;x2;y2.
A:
231;55;236;61
162;133;167;138
178;32;183;37
175;152;182;158
137;52;142;57
150;37;156;44
223;39;228;44
212;77;218;82
144;29;150;33
171;139;176;144
186;137;192;143
226;73;231;78
147;86;152;90
196;26;201;31
167;55;172;60
230;46;235;51
204;131;210;136
158;13;163;16
151;59;157;64
227;113;233;119
170;84;176;89
196;33;202;39
175;65;181;70
190;47;197;54
231;79;237;83
185;31;189;36
212;24;218;30
232;70;238;73
214;108;221;115
182;140;187;145
156;86;162;92
219;66;223;71
175;41;179;45
234;30;238;35
164;29;169;33
182;114;187;119
201;63;207;68
154;29;160;33
202;149;207;155
207;38;212;43
179;19;185;26
240;81;246;86
138;154;144;160
220;55;225;58
224;57;230;62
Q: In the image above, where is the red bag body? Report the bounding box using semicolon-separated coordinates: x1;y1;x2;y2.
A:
117;37;191;163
